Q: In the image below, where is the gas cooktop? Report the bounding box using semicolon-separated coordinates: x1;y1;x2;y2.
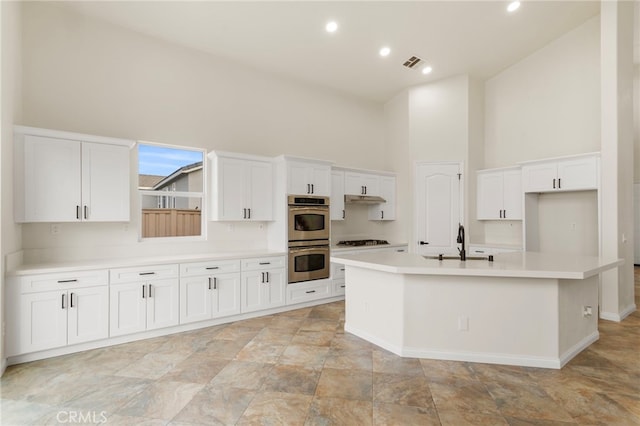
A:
336;239;390;247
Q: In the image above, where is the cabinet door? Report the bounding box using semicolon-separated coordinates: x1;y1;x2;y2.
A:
477;172;504;220
263;269;286;309
67;286;109;345
23;135;82;222
146;279;180;330
502;169;522;220
522;163;557;193
247;161;273;221
109;282;146;337
288;162;312;195
309;165;331;196
18;291;68;353
344;172;366;195
215;157;246;220
81;142;130;222
240;271;265;313
556;157;598;191
330;171;345;221
179;276;212;324
369;176;395;220
212;273;241;318
361;174;380;196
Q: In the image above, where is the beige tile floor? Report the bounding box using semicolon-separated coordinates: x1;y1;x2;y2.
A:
1;274;639;426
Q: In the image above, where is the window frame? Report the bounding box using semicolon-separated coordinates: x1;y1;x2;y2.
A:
136;141;207;242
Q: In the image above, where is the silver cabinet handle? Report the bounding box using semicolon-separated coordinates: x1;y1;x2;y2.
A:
84;205;88;220
148;284;152;298
208;277;212;290
213;277;217;290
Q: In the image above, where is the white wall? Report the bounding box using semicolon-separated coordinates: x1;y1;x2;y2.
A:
484;17;601;168
1;0;23;373
18;2;387;262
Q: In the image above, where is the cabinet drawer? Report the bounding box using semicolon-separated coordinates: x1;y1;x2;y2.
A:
19;270;108;294
242;256;286;271
180;259;241;277
287;280;332;304
110;264;179;284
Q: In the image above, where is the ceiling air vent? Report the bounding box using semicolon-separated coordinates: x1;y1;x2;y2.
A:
402;56;423;69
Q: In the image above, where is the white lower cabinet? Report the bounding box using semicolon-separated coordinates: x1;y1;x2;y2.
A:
8;271;109;356
179;259;242;324
109;265;179;337
240;256;286;314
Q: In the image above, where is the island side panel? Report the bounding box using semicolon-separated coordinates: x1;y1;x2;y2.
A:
558;275;599;366
344;266;406;355
401;274;562;368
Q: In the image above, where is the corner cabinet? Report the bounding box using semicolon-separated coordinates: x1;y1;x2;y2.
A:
14;126;134;223
520;153;599;193
6;270;109;356
209;151;274;221
476;167;522;220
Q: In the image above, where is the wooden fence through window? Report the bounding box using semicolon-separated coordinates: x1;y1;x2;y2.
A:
141;208;201;238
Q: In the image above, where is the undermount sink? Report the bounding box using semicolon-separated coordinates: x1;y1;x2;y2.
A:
423;254;494;262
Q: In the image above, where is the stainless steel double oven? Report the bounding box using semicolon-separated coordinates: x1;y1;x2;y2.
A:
287;195;330;283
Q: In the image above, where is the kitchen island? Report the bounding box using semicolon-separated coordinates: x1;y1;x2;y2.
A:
330;251;622;369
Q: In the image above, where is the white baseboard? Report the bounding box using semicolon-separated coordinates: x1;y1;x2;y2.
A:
559;330;599;368
600;303;637;322
345;323;563;369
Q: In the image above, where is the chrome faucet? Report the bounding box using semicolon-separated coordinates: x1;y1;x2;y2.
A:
456;224;466;261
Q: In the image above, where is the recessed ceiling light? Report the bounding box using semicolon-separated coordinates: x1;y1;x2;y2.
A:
507;1;521;13
421;66;433;75
379;46;391;57
325;21;338;33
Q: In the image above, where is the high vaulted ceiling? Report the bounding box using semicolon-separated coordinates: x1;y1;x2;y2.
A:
57;1;603;103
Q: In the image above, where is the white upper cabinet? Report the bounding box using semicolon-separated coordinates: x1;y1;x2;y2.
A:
344;172;380;196
521;153;599;193
368;175;396;221
285;158;332;196
209;151;273;221
477;167;522;220
14;126;133;223
330;170;345;221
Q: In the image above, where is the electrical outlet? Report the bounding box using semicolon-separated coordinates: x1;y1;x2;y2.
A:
583;306;593;317
458;316;469;331
50;224;61;235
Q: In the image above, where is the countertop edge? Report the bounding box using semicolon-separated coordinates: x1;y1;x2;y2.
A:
10;250;288;276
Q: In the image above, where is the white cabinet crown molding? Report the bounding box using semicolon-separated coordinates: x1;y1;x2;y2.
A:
516;152;600;166
15;125;135;149
333;165;396;177
275;154;334;166
208;150;274;163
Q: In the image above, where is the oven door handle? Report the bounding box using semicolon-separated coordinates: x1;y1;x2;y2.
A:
289;246;329;254
288;206;329;214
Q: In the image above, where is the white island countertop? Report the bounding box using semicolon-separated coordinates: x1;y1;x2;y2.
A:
331;251;623;280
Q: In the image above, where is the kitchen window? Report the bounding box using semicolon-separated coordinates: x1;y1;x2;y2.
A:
138;142;206;240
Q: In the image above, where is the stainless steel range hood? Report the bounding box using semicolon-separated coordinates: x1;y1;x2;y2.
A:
344;194;386;204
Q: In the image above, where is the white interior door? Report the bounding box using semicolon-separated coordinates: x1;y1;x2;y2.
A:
415;162;462;256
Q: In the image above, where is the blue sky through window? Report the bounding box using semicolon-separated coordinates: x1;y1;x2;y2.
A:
138;144;203;177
